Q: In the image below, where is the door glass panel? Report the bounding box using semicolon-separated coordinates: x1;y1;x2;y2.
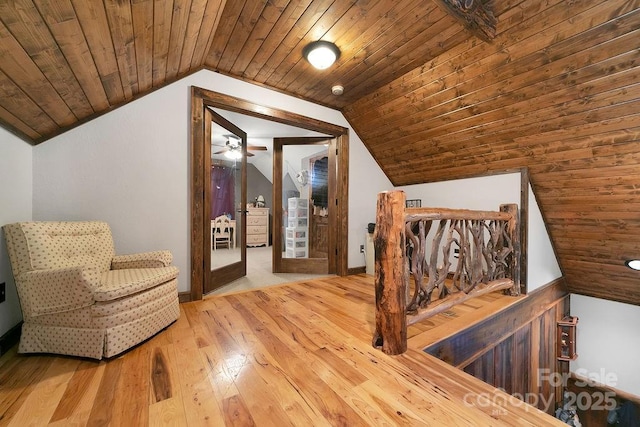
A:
211;123;242;269
282;144;329;259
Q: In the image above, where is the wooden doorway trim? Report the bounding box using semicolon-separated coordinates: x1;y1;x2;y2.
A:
190;86;349;301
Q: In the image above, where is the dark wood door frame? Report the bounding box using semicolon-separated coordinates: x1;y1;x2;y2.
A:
190;86;350;301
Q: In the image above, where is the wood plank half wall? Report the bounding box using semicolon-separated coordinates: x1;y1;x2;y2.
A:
422;278;569;415
344;1;640;307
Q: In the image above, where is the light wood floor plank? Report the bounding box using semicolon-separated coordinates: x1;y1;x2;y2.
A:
49;359;104;423
172;327;224;426
207;296;328;426
0;355;53;422
0;274;565;426
86;357;122;426
7;357;79;426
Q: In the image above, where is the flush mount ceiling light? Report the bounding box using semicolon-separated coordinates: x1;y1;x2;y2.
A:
625;259;640;270
303;40;340;70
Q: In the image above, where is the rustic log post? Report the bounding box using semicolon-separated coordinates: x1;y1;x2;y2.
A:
500;203;520;296
372;190;407;355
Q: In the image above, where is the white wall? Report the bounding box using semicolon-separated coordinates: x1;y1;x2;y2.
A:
33;70;390;291
397;173;562;291
571;294;640;396
0;129;32;335
527;185;562;290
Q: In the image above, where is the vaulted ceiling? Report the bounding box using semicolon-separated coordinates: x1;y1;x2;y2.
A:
1;0;639;306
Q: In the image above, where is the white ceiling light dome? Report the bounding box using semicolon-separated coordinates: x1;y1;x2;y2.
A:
303;40;341;70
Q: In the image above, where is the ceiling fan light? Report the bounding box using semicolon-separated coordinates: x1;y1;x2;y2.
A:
224;149;242;160
303;41;340;70
227;135;241;147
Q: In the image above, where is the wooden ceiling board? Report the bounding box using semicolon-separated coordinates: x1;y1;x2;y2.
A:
345;0;608;135
165;0;192;80
151;0;174;86
350;2;639;170
104;0;138;99
0;19;76;129
0;0;638;306
0;103;42;140
131;0;154;93
70;0;126;104
191;0;226;69
236;0;316;80
214;0;269;72
205;0;248;69
34;0;110;112
0;0;93;121
0;67;59;135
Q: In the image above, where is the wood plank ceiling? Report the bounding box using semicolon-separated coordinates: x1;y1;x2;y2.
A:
0;0;639;306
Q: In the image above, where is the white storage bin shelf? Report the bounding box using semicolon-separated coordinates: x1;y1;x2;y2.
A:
286;227;307;239
288;207;308;218
286;248;308;258
286;238;308;250
288;198;309;209
288;218;308;228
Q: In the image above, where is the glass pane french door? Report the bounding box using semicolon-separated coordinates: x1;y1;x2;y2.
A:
273;137;336;274
204;109;247;294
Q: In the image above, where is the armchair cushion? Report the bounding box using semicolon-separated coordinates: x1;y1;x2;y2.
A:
6;221;115;275
95;266;179;301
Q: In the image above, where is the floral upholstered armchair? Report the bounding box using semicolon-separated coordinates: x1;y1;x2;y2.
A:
2;221;179;359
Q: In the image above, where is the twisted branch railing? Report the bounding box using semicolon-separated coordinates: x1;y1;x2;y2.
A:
373;191;520;355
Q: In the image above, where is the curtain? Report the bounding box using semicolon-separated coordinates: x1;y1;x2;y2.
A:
211;165;236;219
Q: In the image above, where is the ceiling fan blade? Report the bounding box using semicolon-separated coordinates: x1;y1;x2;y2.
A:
246;152;255;157
247;146;268;151
213;148;229;154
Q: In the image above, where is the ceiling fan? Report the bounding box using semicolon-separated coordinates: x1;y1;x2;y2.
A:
212;135;267;158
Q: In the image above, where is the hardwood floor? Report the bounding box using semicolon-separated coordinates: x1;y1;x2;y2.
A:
0;274;563;426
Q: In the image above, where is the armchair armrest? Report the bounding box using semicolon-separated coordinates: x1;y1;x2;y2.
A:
20;267;100;317
111;250;173;269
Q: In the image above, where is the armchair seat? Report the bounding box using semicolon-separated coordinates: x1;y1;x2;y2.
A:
96;267;179;301
3;221;180;359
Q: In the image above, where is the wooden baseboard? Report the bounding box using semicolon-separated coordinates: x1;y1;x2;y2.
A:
347;266;366;275
0;322;21;356
178;291;192;303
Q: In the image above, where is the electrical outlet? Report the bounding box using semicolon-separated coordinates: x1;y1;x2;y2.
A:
0;283;5;303
360;245;365;253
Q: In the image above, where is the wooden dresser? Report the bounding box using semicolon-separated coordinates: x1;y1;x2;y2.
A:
246;207;269;247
